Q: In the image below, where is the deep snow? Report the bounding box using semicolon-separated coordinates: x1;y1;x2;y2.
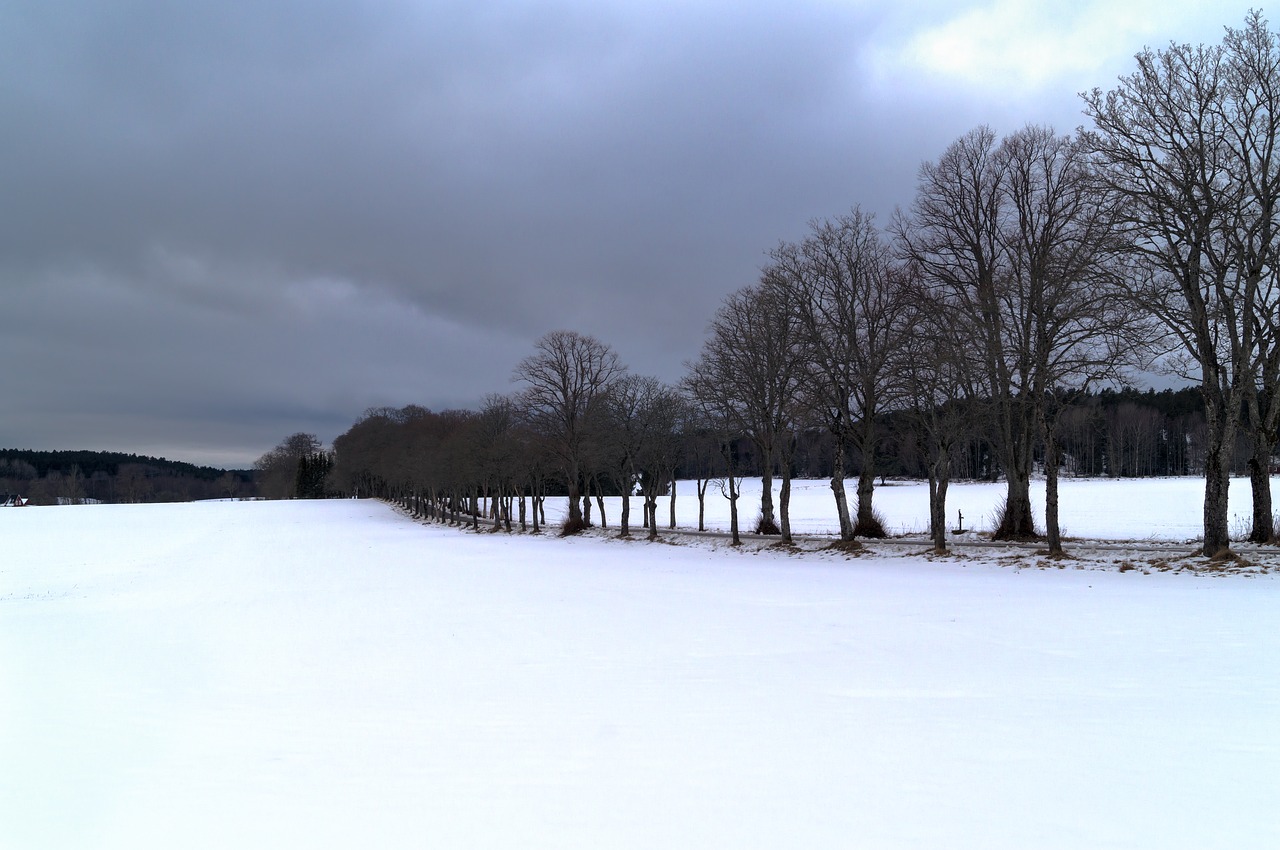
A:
2;493;1278;849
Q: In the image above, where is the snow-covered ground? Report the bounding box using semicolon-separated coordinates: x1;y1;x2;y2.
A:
560;475;1275;542
2;491;1278;849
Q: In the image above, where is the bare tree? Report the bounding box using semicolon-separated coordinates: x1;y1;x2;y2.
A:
770;209;907;540
679;403;722;533
630;379;684;541
1082;22;1260;556
601;374;657;538
513;330;625;534
896;125;1148;549
475;394;520;532
683;282;804;536
1222;13;1280;542
897;268;983;552
683;369;748;545
895;127;1038;540
659;394;694;531
998;125;1155;554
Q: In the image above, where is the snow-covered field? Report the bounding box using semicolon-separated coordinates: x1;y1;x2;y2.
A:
2;488;1278;849
563;475;1278;542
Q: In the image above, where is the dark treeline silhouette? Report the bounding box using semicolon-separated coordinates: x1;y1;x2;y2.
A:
710;387;1228;483
325;404;558;533
875;387;1252;481
252;432;336;500
0;449;252;505
309;382;1225;538
321;364;688;539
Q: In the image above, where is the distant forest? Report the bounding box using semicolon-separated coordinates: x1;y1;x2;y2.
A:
0;449;253;505
878;386;1226;481
629;385;1225;484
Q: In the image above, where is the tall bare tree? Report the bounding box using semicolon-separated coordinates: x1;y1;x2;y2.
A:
895;127;1037;540
897;266;983;552
997;125;1154;554
771;209;909;540
630;379;684;540
683;282;804;536
897;125;1148;548
679;402;722;533
475;394;520;532
600;374;665;538
513;330;625;534
1222;13;1280;542
1082;22;1261;556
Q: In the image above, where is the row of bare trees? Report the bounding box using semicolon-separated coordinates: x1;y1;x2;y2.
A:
301;13;1280;558
686;121;1154;558
324;332;706;540
688;12;1280;558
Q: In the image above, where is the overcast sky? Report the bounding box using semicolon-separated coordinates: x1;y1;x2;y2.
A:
0;0;1252;468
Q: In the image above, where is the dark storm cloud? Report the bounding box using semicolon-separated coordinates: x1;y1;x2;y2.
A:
0;0;1240;465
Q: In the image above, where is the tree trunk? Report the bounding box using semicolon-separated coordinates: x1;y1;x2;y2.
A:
619;477;632;538
566;477;584;529
853;462;881;537
697;478;708;531
1203;426;1234;557
992;402;1038;540
992;416;1036;541
646;494;659;541
779;470;792;543
928;443;950;553
995;471;1035;541
669;474;677;529
852;413;883;537
758;447;779;534
1247;431;1275;544
728;475;741;546
1044;427;1063;556
830;439;855;541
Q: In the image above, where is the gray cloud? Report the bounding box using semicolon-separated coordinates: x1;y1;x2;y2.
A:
0;0;1248;466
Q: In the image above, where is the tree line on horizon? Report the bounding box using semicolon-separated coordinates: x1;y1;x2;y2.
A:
258;13;1280;560
0;449;253;505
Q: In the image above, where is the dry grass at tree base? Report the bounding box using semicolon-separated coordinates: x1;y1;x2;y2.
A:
852;510;889;539
559;516;590;537
988;497;1042;542
753;514;782;535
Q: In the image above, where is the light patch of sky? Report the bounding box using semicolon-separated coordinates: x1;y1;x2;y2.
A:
866;0;1240;96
